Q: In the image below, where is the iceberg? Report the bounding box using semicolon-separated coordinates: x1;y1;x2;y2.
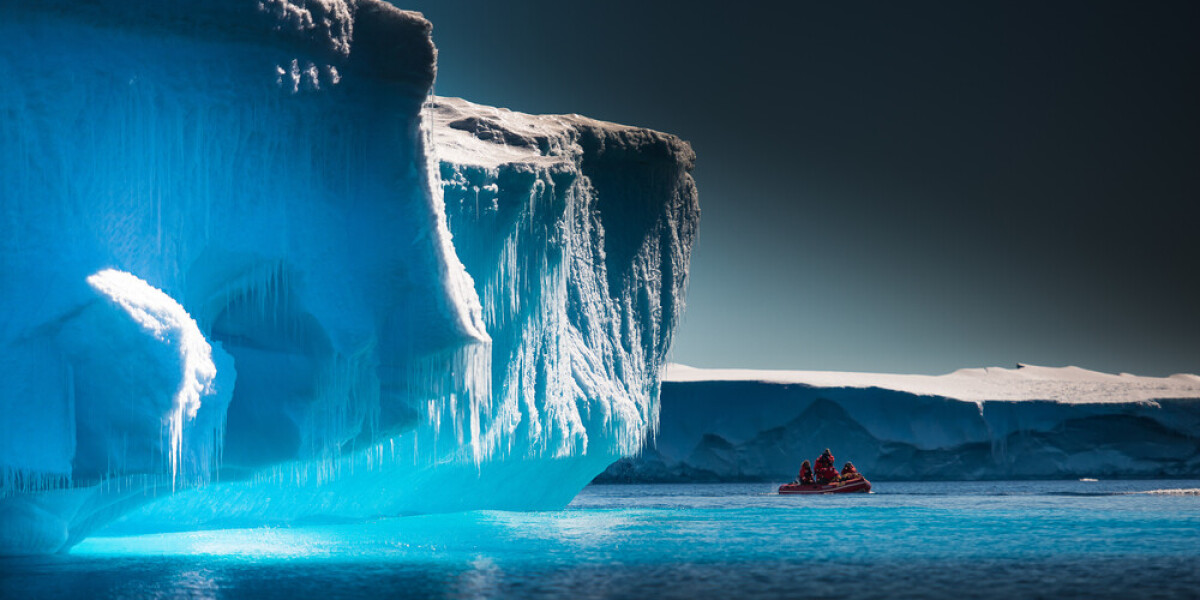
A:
0;1;698;554
597;364;1200;483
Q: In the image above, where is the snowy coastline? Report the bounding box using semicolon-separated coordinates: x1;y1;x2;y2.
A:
597;364;1200;483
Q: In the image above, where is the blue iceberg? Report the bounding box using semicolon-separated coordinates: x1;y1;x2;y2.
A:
0;0;699;554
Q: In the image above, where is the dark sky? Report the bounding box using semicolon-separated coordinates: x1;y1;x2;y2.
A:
399;0;1200;376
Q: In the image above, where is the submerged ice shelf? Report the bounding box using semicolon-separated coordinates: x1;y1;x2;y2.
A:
597;364;1200;483
0;1;698;554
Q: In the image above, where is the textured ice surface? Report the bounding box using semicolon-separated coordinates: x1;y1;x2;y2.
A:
598;365;1200;483
0;1;698;554
432;97;698;460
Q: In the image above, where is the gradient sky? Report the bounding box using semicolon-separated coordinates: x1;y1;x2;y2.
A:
401;0;1199;376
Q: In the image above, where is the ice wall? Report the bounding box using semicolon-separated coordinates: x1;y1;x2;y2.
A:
432;97;698;461
597;365;1200;482
0;1;698;554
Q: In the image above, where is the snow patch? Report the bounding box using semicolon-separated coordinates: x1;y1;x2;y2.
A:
86;269;218;490
257;0;355;56
665;363;1200;404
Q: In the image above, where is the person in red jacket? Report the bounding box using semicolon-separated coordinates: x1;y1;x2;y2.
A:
814;448;838;483
793;460;814;485
840;461;860;480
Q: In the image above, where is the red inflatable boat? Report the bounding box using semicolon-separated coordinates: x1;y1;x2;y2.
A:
778;476;872;495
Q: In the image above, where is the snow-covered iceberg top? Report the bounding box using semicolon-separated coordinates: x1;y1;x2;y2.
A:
430;97;696;172
430;96;698;460
665;363;1200;404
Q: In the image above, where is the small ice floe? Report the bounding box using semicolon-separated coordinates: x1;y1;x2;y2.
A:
1136;489;1200;496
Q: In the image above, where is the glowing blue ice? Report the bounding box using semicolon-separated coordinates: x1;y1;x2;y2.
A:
0;0;699;554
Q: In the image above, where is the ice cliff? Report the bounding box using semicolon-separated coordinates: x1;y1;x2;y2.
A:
0;1;698;554
597;365;1200;483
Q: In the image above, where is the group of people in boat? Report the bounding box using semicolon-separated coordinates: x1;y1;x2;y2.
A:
792;448;860;485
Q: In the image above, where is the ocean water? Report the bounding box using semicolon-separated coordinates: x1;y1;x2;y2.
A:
3;480;1199;599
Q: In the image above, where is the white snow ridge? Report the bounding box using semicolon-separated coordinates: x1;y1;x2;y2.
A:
664;363;1200;405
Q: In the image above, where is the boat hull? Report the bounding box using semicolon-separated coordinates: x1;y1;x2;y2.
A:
778;477;871;495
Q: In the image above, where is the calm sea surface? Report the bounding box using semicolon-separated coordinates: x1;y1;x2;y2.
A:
3;481;1199;599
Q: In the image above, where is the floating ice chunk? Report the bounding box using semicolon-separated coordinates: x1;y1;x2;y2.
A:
1137;488;1200;496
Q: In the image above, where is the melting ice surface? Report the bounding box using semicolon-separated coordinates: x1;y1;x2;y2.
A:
3;482;1200;600
0;0;698;554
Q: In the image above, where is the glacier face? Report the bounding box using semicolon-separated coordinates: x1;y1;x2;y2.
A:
598;365;1200;483
0;1;698;554
432;97;698;461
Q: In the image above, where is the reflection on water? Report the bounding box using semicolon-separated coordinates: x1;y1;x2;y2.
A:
453;556;501;600
157;569;221;600
2;481;1199;599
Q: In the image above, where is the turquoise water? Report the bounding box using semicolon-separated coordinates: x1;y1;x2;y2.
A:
3;481;1199;599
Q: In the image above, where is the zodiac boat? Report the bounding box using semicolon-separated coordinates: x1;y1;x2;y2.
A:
778;476;872;494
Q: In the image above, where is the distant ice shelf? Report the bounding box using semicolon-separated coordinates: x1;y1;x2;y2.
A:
596;364;1200;483
0;1;698;554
